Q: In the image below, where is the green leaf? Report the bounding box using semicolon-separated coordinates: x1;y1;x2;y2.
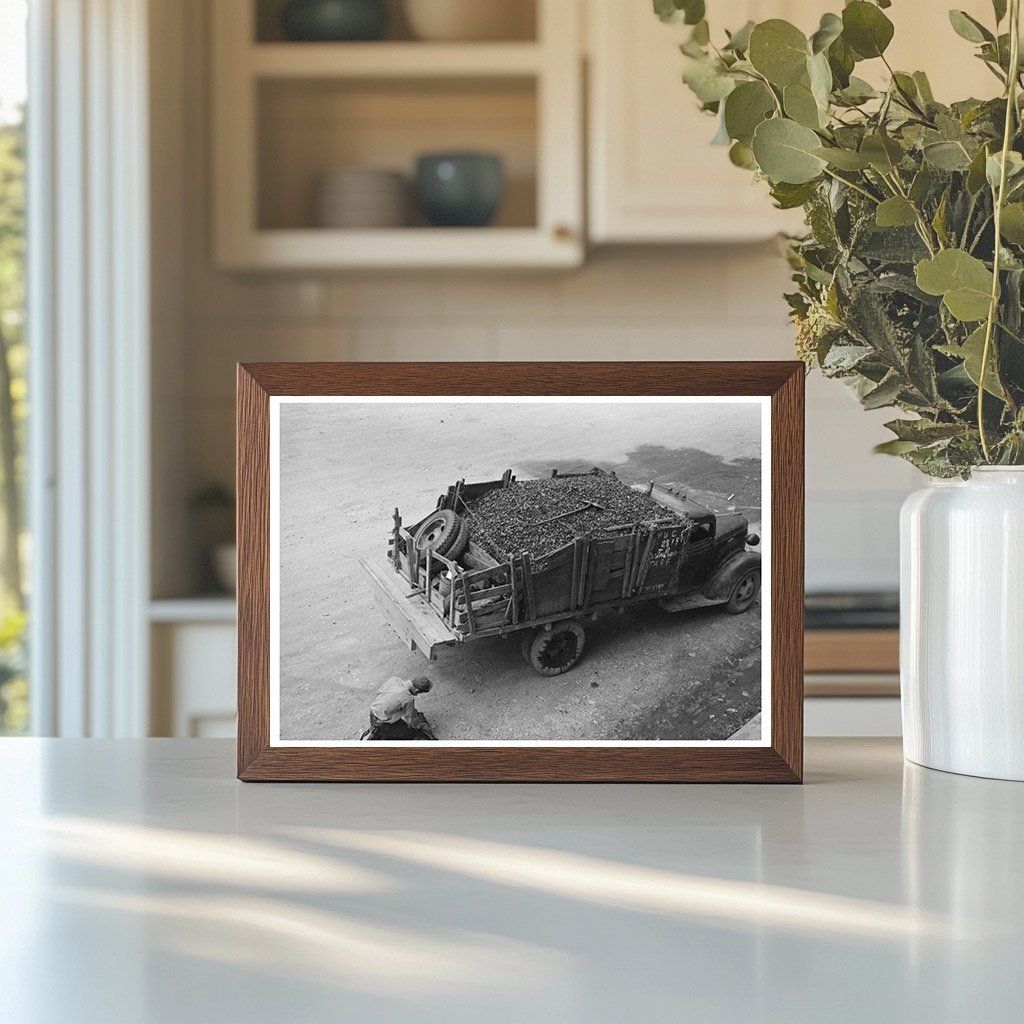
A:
751;118;828;184
862;374;903;409
814;146;872;170
729;140;757;169
913;71;935;104
993;0;1008;24
915;249;994;322
810;12;843;54
784;80;824;129
875;439;922;455
948;10;994;44
682;57;736;104
842;1;895;59
808;51;833;109
860;133;904;173
827;35;856;88
771;180;820;209
909;164;933;205
891;72;926;114
923;140;972;171
724;20;755;53
876;197;918;228
885;418;964;443
723;81;775;144
1000;203;1024;244
967;144;991;193
837;76;879;104
986;150;1024;191
940;325;1006;398
748;20;809;86
932;190;950;246
653;0;705;26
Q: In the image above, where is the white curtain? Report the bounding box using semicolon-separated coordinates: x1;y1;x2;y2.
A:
28;0;150;736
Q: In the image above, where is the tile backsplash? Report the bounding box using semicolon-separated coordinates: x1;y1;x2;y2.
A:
181;246;916;593
156;0;915;597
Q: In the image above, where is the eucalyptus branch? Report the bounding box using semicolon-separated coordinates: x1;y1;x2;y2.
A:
979;0;1021;462
969;213;994;253
884;170;939;254
822;168;881;205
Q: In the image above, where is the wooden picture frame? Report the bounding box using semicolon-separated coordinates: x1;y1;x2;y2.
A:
237;362;804;782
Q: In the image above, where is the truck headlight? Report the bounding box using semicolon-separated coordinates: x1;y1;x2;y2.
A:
746;533;760;547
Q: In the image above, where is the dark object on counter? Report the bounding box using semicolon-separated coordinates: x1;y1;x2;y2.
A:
805;591;900;630
415;152;504;227
280;0;388;41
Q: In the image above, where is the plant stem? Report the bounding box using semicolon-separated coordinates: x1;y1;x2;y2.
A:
822;167;881;205
884;171;939;254
979;0;1021;462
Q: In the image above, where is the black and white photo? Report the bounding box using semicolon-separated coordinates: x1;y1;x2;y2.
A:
269;396;770;747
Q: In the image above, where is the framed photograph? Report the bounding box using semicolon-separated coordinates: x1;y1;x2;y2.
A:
237;362;804;782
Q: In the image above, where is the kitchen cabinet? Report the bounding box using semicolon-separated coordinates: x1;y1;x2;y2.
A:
587;0;998;244
211;0;583;269
587;0;812;243
150;601;237;738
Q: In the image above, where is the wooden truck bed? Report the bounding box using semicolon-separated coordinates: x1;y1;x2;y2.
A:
365;470;694;659
361;554;459;660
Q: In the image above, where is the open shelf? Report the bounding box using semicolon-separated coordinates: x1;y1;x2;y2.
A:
257;76;538;232
212;0;582;268
249;41;544;77
254;0;538;44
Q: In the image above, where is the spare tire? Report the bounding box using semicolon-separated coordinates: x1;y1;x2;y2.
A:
413;509;467;562
446;515;471;562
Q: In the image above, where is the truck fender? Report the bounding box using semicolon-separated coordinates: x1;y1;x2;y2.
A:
702;551;762;602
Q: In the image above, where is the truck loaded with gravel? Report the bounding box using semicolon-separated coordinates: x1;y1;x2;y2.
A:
361;468;761;676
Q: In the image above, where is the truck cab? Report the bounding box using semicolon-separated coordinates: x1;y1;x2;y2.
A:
650;487;761;612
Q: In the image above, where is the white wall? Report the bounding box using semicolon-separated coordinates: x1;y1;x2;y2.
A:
160;0;920;599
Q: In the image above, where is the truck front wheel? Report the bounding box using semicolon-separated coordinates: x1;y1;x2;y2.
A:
526;621;586;676
725;569;761;614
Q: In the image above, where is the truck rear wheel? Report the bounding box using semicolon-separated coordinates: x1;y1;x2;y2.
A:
526;621;586;676
725;569;760;614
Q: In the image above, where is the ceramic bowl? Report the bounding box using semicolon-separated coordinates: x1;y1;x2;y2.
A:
316;168;407;228
415;152;504;228
281;0;388;42
403;0;534;42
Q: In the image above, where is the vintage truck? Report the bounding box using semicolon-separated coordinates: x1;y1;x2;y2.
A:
361;468;761;676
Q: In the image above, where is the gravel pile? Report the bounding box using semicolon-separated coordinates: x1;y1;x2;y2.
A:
463;474;690;560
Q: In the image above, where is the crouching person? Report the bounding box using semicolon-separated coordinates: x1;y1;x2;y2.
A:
362;676;437;740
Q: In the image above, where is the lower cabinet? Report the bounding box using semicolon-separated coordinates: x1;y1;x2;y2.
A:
150;607;236;738
805;698;902;738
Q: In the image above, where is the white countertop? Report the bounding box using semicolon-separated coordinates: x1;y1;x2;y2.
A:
1;738;1021;1023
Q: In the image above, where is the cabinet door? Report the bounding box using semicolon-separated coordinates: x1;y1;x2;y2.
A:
587;0;808;243
587;0;997;244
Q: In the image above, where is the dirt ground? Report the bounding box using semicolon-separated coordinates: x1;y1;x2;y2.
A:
278;400;764;742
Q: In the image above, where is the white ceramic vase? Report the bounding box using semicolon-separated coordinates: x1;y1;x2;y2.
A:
901;467;1024;781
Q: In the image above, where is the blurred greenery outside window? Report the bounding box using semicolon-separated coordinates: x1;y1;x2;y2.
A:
0;0;29;734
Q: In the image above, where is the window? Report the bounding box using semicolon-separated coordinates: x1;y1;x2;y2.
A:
690;520;714;545
0;0;28;734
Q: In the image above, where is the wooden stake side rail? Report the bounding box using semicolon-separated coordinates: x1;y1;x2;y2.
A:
376;472;697;659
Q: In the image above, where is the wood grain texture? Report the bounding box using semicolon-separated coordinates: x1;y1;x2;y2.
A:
236;361;805;783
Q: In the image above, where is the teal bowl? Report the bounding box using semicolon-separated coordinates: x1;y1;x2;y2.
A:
281;0;388;42
415;153;505;228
